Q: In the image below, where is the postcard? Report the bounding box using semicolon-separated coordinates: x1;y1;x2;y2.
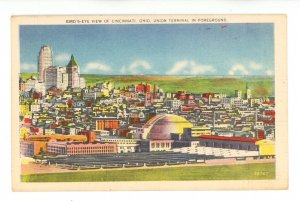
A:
12;15;288;191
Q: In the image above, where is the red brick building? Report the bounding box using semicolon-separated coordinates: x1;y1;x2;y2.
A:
78;130;96;143
96;119;119;130
202;93;215;99
175;91;186;100
257;129;266;139
136;83;151;93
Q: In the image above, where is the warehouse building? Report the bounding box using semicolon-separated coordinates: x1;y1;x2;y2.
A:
199;135;275;156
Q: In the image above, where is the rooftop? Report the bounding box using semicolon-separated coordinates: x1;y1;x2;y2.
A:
199;135;259;143
67;54;79;67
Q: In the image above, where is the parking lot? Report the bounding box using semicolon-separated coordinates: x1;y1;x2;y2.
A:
45;152;223;170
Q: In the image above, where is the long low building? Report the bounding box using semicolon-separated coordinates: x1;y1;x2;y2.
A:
47;141;117;155
99;137;140;153
199;135;259;151
199;135;275;156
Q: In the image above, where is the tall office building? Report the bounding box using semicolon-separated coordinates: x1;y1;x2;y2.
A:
245;82;252;99
235;90;242;99
44;66;69;91
38;45;53;82
44;66;57;89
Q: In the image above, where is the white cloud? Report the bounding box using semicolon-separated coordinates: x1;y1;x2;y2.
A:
266;69;274;76
84;62;112;73
20;63;36;72
120;60;152;75
128;60;152;74
166;60;215;75
54;53;70;65
228;64;249;76
249;61;263;70
166;60;189;75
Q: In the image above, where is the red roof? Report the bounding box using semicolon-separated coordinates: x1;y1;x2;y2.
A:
23;118;32;123
199;135;259;143
264;110;275;116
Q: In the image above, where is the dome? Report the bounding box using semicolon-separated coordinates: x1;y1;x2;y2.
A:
143;114;193;140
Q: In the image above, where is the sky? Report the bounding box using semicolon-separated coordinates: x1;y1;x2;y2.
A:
20;23;274;76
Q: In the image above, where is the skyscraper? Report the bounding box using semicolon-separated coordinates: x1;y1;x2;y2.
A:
38;45;53;82
245;82;252;99
235;90;242;99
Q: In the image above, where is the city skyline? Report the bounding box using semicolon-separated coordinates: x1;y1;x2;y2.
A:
20;23;274;76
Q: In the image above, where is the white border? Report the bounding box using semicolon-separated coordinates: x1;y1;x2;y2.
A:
1;0;299;201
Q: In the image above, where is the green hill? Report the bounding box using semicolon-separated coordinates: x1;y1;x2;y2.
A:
20;73;274;97
82;75;274;97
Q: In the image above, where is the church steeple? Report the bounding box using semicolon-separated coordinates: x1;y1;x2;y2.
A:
67;54;79;68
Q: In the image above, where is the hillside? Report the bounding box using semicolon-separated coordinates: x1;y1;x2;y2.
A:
20;73;274;97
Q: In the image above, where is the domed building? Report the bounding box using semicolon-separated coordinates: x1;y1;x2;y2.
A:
138;114;193;140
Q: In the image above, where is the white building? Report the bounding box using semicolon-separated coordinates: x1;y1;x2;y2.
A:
235;90;242;99
95;130;110;138
165;99;182;110
41;51;86;91
57;67;69;91
80;77;86;88
30;104;41;112
35;82;46;95
24;77;46;95
100;138;140;153
246;82;252;99
222;97;246;108
45;66;69;91
24;77;36;91
249;98;262;107
222;97;234;107
233;99;244;107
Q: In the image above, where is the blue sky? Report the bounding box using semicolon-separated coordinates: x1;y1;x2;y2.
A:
20;23;274;76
